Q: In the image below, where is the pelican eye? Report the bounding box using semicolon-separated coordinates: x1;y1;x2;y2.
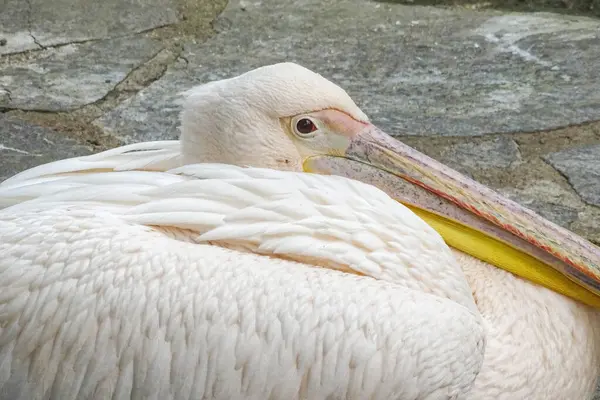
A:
295;118;318;136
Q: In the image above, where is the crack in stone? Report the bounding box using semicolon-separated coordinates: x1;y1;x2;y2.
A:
536;157;589;209
5;35;133;58
0;44;180;118
6;21;179;57
7;44;182;130
91;46;181;112
30;33;45;49
179;55;190;65
24;0;45;50
1;87;13;102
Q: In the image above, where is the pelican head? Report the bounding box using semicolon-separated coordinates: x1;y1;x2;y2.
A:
180;62;368;171
180;62;600;308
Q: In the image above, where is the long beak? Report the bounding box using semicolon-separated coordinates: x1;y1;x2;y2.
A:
304;124;600;308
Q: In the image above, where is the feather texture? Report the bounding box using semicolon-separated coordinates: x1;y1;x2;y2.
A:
0;154;477;312
0;154;485;400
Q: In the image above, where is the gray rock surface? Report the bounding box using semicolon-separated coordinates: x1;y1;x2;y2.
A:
545;145;600;207
0;0;179;55
95;63;192;142
439;137;522;174
0;115;92;181
97;0;600;142
572;208;600;246
0;0;35;55
0;37;164;111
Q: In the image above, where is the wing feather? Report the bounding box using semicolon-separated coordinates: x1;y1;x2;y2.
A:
1;141;182;187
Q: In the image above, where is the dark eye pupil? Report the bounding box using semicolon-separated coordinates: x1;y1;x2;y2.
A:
296;118;316;134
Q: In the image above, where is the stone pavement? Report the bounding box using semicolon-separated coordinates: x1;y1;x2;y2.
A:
1;0;600;248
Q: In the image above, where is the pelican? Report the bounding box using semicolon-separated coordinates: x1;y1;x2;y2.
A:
0;62;599;400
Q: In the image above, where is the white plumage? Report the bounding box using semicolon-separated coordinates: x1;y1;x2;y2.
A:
0;62;599;399
0;156;483;399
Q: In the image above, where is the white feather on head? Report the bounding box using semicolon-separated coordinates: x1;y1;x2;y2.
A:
178;62;369;170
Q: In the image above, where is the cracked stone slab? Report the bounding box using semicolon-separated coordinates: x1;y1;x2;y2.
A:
544;145;600;207
438;137;522;175
0;37;164;112
0;0;179;55
97;0;600;142
94;62;192;143
0;115;92;181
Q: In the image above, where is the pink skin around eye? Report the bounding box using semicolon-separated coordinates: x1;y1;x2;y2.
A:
308;109;369;139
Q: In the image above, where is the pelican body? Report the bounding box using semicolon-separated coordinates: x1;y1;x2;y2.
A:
0;62;599;399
